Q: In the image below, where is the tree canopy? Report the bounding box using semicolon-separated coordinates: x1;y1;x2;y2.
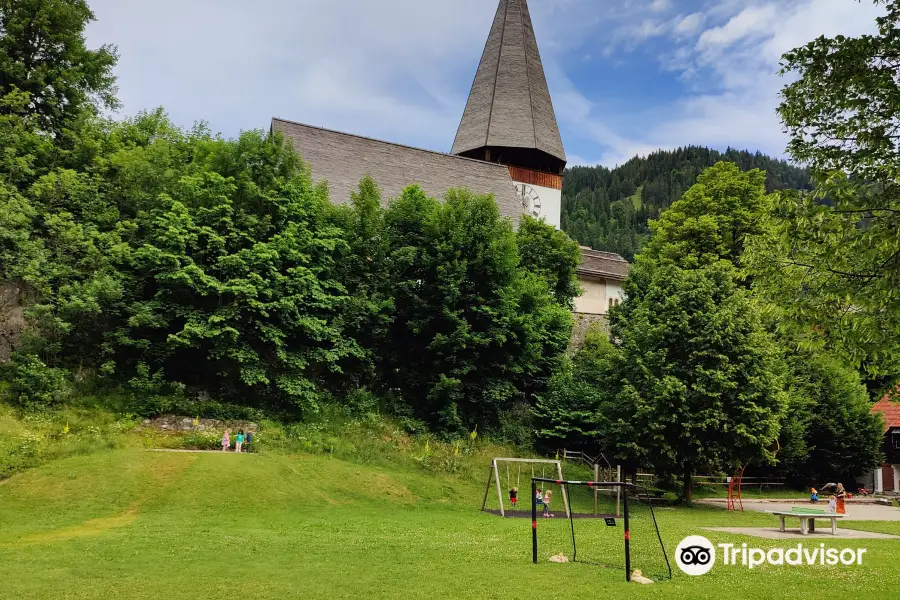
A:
609;259;787;501
562;146;811;260
0;0;119;134
748;0;900;376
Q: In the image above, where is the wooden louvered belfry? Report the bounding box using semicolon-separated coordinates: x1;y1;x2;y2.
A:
452;0;567;176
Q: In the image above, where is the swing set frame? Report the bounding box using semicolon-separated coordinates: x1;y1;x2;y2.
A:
481;457;570;518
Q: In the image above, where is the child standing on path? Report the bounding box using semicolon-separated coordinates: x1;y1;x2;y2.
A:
245;430;253;453
235;430;245;453
221;429;231;452
543;489;554;517
835;483;847;514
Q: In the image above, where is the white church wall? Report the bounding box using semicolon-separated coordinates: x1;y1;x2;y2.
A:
574;277;608;315
606;280;624;306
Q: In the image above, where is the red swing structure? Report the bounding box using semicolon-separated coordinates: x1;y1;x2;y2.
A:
728;440;780;511
727;464;747;511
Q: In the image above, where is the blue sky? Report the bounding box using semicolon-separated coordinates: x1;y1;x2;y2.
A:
85;0;883;168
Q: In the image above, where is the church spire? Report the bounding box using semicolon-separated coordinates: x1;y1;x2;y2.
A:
451;0;566;172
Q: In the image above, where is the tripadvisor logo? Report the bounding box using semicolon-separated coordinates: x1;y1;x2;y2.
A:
675;535;716;576
675;536;868;576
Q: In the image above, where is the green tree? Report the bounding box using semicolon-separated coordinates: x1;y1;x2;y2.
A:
776;351;885;484
105;126;360;414
327;176;393;391
598;163;790;501
516;215;582;308
644;162;769;270
0;0;119;134
609;260;787;501
378;187;571;434
749;0;900;374
534;324;619;448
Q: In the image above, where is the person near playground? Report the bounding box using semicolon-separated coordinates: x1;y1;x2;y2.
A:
810;488;819;503
535;489;544;510
221;429;231;452
509;487;518;507
543;489;554;518
235;430;245;453
835;483;847;514
244;430;253;453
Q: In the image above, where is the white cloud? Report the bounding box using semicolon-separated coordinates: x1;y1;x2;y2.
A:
674;12;705;37
635;19;668;39
696;4;780;51
649;0;671;12
85;0;499;151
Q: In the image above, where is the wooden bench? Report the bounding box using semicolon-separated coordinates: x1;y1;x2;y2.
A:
768;509;845;535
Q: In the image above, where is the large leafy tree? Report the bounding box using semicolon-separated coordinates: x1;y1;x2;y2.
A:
643;162;769;270
774;351;884;485
602;164;788;501
0;0;121;375
748;0;900;375
608;260;787;501
103;125;360;413
516;215;582;308
378;187;572;434
0;0;118;135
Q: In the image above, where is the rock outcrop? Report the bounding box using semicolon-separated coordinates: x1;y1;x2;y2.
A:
0;282;28;363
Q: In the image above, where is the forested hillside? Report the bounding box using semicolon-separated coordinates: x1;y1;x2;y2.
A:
561;147;813;260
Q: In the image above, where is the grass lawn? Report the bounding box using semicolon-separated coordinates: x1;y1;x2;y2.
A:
1;449;898;599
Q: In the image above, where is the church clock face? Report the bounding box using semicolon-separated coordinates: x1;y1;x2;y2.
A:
516;183;542;217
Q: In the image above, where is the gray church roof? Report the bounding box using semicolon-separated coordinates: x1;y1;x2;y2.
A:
578;248;630;281
451;0;566;164
272;118;523;224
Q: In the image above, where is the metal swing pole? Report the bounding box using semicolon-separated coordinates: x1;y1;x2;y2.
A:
481;464;494;512
556;461;570;518
531;479;538;564
494;460;505;517
567;483;577;562
623;484;632;582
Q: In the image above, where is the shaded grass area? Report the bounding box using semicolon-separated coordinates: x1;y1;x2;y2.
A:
1;449;898;599
0;404;136;480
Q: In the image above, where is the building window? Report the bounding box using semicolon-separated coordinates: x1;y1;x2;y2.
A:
608;298;614;311
892;432;900;450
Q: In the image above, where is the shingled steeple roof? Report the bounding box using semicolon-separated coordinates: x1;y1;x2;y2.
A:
451;0;566;165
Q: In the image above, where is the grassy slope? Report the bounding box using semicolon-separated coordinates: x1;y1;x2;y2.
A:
1;448;898;599
630;186;643;211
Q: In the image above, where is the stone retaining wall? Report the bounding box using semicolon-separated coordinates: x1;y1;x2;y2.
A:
138;415;260;433
570;313;609;350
